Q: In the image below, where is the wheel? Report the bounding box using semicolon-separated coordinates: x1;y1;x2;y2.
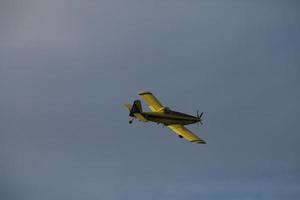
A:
178;135;183;138
129;120;133;124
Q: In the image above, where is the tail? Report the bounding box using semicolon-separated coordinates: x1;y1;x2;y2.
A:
124;104;132;111
125;100;147;122
124;100;143;117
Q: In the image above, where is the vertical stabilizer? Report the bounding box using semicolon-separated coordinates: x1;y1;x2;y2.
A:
129;100;143;116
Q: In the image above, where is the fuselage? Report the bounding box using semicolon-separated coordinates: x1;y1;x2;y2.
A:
140;110;199;125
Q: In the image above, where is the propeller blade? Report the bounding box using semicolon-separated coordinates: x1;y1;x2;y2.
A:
199;112;203;118
196;111;203;125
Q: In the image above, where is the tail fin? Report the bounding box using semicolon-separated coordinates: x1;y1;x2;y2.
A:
129;100;143;117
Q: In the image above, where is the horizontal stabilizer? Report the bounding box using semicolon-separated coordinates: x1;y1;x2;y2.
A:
124;104;132;111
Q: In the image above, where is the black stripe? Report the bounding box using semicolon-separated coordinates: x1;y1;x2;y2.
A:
145;114;195;121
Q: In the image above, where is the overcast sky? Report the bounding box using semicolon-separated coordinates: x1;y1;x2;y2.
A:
1;1;300;200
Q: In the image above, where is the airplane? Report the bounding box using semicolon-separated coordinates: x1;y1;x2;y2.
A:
125;91;206;144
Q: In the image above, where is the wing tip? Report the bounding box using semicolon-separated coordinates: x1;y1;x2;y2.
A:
139;91;152;96
191;140;206;144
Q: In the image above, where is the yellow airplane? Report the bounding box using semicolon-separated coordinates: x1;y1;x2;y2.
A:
125;91;206;144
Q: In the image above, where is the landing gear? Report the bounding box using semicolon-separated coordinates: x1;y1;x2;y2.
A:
129;118;134;124
178;135;183;138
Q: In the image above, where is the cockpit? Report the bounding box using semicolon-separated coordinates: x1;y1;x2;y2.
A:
163;107;171;113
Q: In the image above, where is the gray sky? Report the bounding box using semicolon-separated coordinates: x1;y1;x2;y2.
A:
1;1;300;200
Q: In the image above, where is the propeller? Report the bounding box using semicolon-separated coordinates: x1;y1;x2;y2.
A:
196;110;204;125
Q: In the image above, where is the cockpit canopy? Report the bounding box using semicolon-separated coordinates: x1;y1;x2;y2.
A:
163;107;171;113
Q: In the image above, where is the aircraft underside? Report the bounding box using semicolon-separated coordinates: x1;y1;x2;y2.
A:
142;113;197;125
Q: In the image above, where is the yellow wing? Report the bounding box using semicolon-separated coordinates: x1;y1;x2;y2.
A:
139;91;164;112
167;124;206;144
